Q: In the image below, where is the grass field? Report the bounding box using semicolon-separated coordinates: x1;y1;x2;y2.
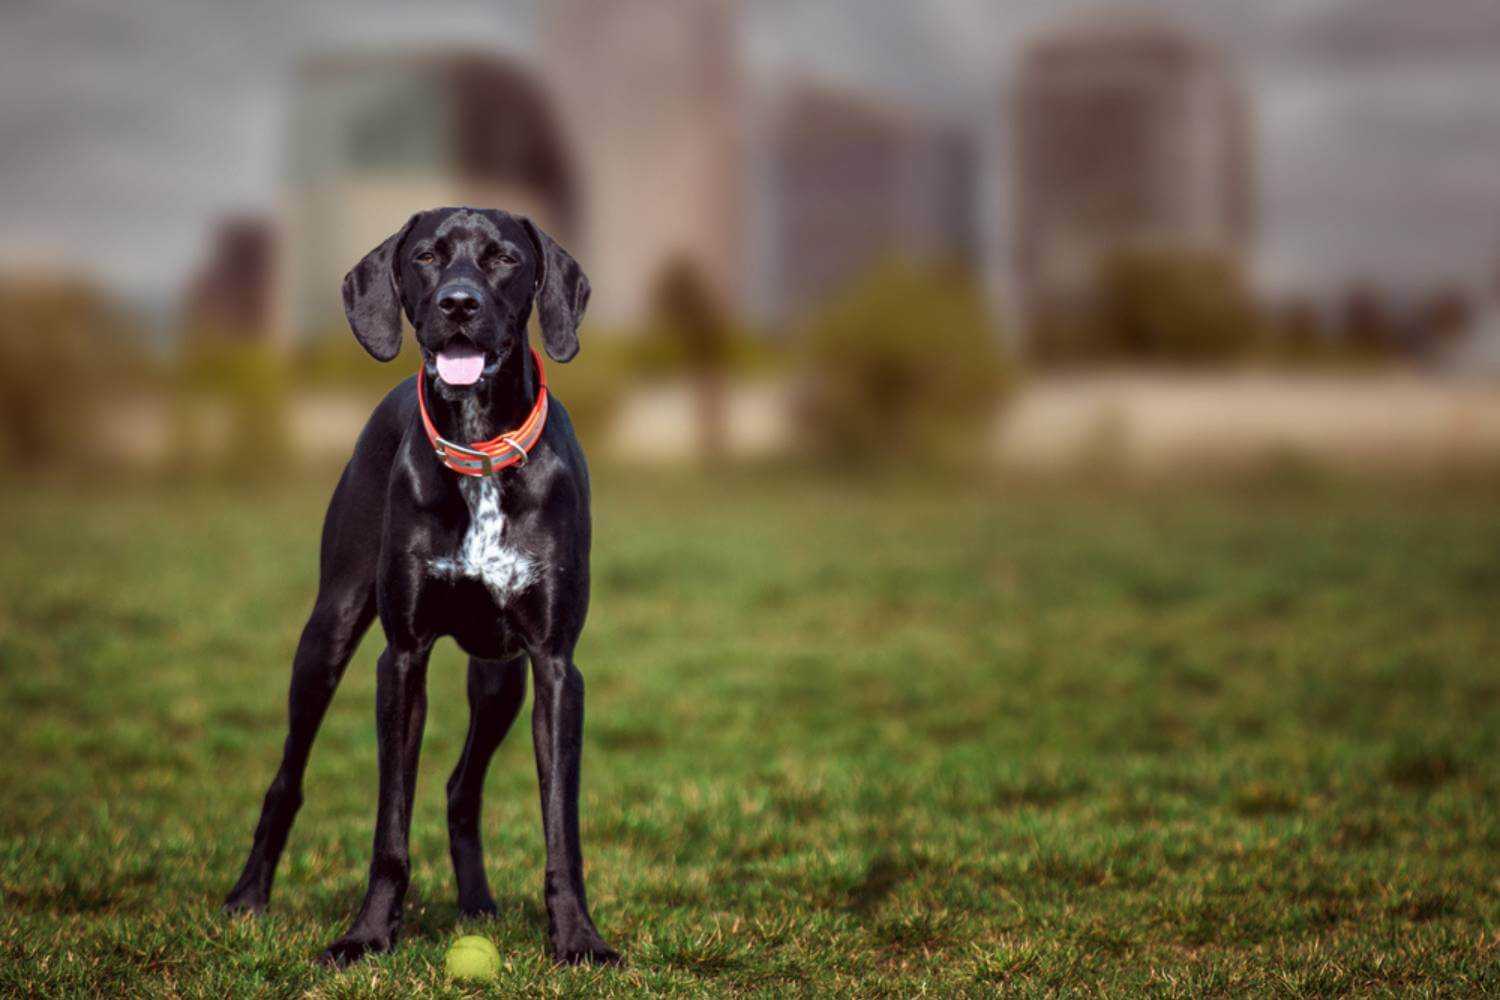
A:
1;469;1497;996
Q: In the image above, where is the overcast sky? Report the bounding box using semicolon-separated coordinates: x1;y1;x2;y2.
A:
5;0;1500;306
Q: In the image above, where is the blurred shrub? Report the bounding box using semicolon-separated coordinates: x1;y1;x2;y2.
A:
175;335;291;476
0;278;139;470
292;325;407;394
1094;247;1260;363
544;329;633;443
1033;247;1261;364
1241;285;1467;367
632;314;779;379
797;263;1011;465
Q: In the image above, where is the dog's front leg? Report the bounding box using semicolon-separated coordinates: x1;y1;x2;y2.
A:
322;642;431;966
530;651;620;965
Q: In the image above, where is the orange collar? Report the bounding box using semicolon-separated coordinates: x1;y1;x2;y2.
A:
417;346;549;476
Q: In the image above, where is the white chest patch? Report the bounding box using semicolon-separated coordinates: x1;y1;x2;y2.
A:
428;477;537;601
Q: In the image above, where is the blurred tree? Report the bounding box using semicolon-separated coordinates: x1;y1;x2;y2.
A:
1413;287;1472;355
1028;305;1099;365
798;262;1009;465
1340;283;1397;357
648;256;732;464
1274;296;1327;361
1092;246;1260;363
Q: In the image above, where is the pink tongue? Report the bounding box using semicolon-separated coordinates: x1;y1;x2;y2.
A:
436;347;485;385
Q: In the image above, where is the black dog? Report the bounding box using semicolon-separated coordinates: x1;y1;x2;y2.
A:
223;206;618;967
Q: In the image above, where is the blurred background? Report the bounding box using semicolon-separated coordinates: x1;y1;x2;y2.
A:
5;0;1500;477
5;4;1500;991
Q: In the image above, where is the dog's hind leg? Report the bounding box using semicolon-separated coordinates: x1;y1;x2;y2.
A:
223;582;376;914
446;655;528;917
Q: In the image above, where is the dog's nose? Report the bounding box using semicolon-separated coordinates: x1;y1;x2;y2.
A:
436;285;483;321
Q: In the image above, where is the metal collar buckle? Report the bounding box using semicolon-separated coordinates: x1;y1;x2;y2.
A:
496;435;528;468
436;435;527;475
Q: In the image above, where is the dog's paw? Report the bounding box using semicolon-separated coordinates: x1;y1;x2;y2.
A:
221;891;267;917
458;897;499;920
553;932;622;967
319;931;393;968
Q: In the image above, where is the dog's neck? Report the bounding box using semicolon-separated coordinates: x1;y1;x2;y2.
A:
424;343;539;445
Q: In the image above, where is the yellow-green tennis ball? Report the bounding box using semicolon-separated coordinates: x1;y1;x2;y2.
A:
445;935;500;982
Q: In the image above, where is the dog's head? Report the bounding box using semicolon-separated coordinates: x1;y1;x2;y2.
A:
341;207;588;390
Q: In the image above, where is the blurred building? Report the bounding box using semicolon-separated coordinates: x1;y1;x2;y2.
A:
276;8;984;338
544;0;743;327
1013;11;1252;322
185;215;275;339
755;82;980;322
279;49;577;342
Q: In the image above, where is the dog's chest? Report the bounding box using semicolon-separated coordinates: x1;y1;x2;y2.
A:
428;477;537;601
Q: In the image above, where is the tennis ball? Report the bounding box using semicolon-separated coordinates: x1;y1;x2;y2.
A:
445;934;500;982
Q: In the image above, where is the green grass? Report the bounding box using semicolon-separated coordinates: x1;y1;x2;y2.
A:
1;469;1497;996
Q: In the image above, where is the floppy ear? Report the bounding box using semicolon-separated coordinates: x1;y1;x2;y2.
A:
341;214;419;361
522;217;590;362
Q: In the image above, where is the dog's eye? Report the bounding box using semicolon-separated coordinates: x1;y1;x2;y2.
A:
413;251;436;265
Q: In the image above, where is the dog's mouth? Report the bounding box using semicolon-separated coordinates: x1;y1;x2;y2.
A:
430;338;491;387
